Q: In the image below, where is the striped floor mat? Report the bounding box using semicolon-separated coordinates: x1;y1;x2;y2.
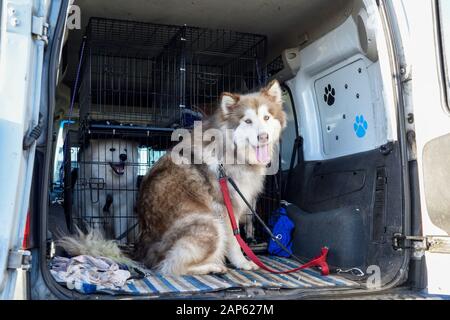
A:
51;256;360;296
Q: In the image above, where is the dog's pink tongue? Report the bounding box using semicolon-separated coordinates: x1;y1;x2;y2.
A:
256;145;270;164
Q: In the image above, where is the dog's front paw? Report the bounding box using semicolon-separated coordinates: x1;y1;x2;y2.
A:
235;260;259;271
211;264;229;274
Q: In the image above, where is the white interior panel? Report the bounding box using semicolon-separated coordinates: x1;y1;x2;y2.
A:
314;59;375;156
287;16;393;161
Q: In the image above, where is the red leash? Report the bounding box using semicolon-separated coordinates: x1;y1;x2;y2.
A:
219;177;330;275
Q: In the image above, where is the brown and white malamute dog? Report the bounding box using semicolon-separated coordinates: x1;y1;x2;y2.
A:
60;80;286;275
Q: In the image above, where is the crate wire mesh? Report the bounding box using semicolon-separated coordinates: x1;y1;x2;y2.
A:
78;18;267;131
64;130;174;244
66;17;276;245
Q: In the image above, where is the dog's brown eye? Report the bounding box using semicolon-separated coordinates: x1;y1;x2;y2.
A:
245;119;252;124
264;115;270;121
109;148;116;152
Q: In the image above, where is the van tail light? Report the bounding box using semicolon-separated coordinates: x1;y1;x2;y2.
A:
22;211;31;249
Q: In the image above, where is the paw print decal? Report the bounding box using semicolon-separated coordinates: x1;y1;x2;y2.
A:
323;84;336;106
354;115;368;138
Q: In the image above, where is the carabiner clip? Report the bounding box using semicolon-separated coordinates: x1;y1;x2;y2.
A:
218;164;227;179
336;268;365;277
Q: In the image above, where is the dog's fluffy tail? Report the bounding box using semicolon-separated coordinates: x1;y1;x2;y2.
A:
57;227;139;268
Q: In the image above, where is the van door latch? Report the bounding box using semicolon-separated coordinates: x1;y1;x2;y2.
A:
7;250;32;270
23;113;43;150
400;64;412;82
392;233;450;257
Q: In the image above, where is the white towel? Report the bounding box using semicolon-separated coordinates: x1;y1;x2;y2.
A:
50;255;131;290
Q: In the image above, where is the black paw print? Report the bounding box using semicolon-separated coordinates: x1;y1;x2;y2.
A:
323;84;336;106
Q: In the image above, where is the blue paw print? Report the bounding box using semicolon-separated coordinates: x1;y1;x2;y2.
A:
353;115;368;138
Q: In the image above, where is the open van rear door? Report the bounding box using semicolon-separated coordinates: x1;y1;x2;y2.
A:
0;0;51;299
399;0;450;295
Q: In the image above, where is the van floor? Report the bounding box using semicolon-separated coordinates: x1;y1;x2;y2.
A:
49;202;362;297
49;255;361;296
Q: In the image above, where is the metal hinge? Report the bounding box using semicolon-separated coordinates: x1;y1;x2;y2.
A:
7;250;32;271
393;233;450;258
32;15;49;45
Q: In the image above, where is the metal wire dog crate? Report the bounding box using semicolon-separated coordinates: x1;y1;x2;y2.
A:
65;17;278;246
78;17;267;132
64;130;174;244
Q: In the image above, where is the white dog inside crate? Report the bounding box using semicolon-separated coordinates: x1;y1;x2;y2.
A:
73;138;141;244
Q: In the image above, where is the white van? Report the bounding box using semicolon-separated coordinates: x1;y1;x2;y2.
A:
1;0;449;300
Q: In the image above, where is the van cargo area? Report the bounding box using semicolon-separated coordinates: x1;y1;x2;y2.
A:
33;0;409;299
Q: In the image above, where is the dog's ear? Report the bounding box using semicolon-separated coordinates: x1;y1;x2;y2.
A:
220;92;240;115
262;80;283;105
